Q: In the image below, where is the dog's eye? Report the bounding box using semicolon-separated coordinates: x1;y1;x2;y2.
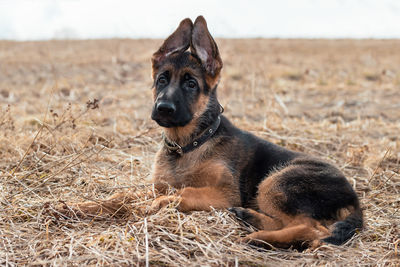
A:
187;80;197;89
157;76;168;86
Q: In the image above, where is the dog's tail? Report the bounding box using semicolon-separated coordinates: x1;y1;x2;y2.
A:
322;207;363;245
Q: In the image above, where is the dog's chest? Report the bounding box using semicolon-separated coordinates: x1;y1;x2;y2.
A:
153;144;222;189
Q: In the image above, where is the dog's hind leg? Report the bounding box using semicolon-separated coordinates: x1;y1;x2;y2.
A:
241;220;329;249
228;207;283;231
229;208;330;249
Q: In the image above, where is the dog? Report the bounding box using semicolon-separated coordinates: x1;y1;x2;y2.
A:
56;16;363;249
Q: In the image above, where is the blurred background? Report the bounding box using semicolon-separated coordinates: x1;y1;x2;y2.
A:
1;0;400;40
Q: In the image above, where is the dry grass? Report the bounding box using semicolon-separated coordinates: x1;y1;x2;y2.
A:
0;39;399;266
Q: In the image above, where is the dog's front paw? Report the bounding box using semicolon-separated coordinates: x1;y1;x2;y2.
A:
239;233;254;244
148;195;181;214
46;201;109;220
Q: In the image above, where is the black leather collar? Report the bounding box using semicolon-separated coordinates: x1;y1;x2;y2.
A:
164;116;221;156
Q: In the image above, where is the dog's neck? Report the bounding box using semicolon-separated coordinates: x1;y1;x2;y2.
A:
163;115;221;156
163;122;199;147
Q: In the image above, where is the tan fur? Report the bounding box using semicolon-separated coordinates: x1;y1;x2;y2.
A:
163;120;199;146
337;206;355;220
242;218;330;248
151;150;241;212
149;186;233;213
256;171;294;224
205;74;221;89
234;208;285;231
151;138;218;186
192;93;209;117
55;191;142;219
152;130;229;185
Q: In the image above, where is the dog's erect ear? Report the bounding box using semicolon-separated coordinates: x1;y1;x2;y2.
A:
151;18;193;77
190;16;223;86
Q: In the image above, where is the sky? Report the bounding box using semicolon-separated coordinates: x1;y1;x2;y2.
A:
0;0;400;40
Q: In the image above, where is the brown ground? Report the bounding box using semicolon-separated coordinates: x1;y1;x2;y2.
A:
0;39;399;266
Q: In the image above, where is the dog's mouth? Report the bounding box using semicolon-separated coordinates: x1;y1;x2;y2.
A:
151;111;192;128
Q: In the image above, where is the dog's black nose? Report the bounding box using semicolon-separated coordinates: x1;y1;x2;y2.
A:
156;101;176;115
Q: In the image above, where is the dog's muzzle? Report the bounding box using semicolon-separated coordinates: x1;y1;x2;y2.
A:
156;101;176;116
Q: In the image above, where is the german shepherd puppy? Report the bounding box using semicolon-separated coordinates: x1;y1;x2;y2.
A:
148;16;363;248
56;16;363;249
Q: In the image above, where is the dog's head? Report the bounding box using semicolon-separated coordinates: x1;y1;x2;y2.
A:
151;16;223;128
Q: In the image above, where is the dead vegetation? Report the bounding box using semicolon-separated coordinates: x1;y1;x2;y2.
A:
0;39;399;266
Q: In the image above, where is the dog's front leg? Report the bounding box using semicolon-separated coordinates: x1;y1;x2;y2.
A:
52;191;138;219
149;186;233;213
52;182;171;219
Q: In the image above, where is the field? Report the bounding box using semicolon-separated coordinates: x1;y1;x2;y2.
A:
0;39;399;266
